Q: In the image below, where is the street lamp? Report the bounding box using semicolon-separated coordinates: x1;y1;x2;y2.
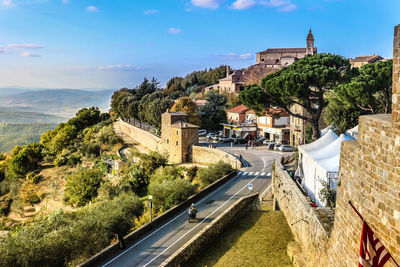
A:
149;195;153;223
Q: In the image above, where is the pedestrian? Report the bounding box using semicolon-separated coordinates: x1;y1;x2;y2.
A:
116;233;126;249
239;154;242;161
245;144;248;150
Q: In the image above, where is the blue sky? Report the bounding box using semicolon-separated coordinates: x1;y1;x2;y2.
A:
0;0;398;89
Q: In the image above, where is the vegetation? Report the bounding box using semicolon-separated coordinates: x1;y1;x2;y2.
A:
198;161;233;187
200;91;227;130
0;108;63;124
188;208;294;267
170;96;202;125
0;193;143;267
166;65;229;97
319;179;336;208
325;60;392;133
240;54;351;141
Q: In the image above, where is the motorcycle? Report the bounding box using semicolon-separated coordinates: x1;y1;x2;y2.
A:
188;209;197;222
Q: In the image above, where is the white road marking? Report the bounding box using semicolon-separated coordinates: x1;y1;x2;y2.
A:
254;172;260;175
243;172;248;175
261;172;265;176
249;172;254;175
267;173;271;176
142;154;268;267
102;171;246;267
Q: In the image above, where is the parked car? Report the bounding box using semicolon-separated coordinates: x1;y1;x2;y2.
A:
198;129;207;137
274;144;282;151
206;133;215;140
233;138;247;144
218;136;232;143
248;139;262;146
279;145;295;152
264;141;277;150
211;135;220;142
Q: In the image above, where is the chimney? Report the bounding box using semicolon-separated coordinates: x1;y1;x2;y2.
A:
392;24;400;125
226;65;230;78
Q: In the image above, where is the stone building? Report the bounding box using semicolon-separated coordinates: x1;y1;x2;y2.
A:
161;112;199;164
350;54;383;68
218;29;317;96
256;29;317;65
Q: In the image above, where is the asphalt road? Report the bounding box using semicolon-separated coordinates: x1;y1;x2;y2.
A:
98;143;284;267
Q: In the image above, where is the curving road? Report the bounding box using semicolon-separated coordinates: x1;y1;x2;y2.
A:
98;143;283;267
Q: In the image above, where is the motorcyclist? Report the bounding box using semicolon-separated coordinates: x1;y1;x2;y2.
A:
188;203;197;222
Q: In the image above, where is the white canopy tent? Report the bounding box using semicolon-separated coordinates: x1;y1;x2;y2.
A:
346;125;359;139
298;132;355;207
320;125;333;136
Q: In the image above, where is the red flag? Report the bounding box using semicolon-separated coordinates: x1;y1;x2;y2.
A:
359;221;392;267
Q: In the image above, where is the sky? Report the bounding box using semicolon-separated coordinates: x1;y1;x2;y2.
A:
0;0;399;89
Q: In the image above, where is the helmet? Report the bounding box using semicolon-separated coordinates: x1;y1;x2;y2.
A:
191;203;195;207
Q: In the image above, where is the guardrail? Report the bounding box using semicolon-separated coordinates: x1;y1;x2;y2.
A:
78;170;237;267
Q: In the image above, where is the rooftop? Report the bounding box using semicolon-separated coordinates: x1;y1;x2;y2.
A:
226;104;251;114
170;120;199;129
350;55;383;63
257;47;317;54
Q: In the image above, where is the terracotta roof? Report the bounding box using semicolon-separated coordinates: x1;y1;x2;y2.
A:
170;121;199;129
257;47;317;54
246;110;256;114
351;55;383;63
194;100;207;107
226;104;250;114
265;107;290;117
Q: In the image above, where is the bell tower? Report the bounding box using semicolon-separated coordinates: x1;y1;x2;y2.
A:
306;28;315;55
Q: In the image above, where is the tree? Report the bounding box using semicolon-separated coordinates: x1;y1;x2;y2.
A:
170;97;201;125
64;168;104;207
9;143;43;177
325;60;392;133
240;54;351;141
200;91;227;129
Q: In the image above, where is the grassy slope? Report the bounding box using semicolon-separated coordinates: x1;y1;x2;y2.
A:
0;123;58;153
189;208;294;267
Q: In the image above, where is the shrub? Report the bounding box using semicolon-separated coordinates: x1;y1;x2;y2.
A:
0;194;12;216
0;193;143;267
149;166;182;184
26;172;42;184
148;178;195;211
80;143;101;158
64;168;104;207
186;166;198;181
198;161;232;186
139;151;168;176
319;179;336;208
118;165;148;196
20;182;42;205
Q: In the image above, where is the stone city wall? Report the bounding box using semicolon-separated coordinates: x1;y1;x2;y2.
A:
192;145;242;169
114;119;166;153
272;161;331;266
160;194;259;267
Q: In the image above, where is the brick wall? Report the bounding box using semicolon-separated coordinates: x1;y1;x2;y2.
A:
273;24;400;267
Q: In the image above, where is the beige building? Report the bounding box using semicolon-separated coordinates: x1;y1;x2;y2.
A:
350;54;383;68
218;29;318;96
256;29;317;65
161;112;199;163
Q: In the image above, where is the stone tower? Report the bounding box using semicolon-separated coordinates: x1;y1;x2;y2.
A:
306;28;315;55
161;111;199;163
392;24;400;126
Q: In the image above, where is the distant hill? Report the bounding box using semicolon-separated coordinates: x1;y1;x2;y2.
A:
0;88;114;118
0;123;58;153
0;108;65;124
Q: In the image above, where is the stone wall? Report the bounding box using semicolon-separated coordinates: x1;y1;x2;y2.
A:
160;194;259;267
273;24;400;267
272;161;332;266
192;145;241;169
114;119;166;153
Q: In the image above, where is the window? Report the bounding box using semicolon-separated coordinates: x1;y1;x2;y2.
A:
176;141;178;146
177;130;179;135
167;139;169;144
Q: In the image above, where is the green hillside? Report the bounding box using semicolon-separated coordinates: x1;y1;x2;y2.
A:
0;108;65;124
0;123;58;153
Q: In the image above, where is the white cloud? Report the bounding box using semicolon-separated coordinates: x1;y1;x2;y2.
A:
144;9;159;15
98;64;141;71
7;43;44;49
21;52;40;57
260;0;297;11
191;0;222;9
168;28;182;34
277;3;297;11
62;0;70;4
86;6;99;12
215;52;253;60
231;0;255;10
2;0;15;7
